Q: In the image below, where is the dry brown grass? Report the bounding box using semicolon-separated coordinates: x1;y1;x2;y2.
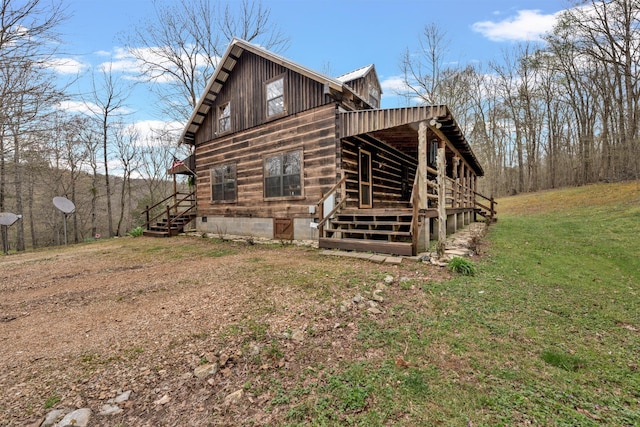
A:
497;180;640;216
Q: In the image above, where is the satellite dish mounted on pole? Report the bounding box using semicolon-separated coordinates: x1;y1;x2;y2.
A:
0;212;22;255
53;197;76;245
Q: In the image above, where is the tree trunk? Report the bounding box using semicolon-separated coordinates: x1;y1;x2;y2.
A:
103;119;114;237
13;133;25;251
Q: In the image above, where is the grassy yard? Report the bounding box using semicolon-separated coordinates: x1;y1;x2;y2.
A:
2;181;638;426
280;181;640;426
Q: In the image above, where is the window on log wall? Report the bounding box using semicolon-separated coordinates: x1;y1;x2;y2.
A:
211;164;237;203
264;150;302;198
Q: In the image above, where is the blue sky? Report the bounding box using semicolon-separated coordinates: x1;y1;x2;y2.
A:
56;0;569;135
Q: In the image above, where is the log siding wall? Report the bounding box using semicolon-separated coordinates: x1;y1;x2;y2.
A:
195;104;338;219
341;134;418;209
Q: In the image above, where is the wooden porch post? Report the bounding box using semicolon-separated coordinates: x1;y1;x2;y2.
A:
459;161;465;208
464;166;470;208
460;163;466;208
472;175;478;220
452;155;460;208
416;121;429;251
418;121;428;210
437;140;447;254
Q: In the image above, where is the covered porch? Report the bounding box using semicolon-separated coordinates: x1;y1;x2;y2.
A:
317;105;495;256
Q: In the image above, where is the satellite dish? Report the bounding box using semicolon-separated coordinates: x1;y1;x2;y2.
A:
53;197;75;245
53;196;76;214
1;212;21;254
0;212;21;226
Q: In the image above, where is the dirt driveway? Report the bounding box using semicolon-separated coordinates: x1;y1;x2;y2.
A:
0;236;447;426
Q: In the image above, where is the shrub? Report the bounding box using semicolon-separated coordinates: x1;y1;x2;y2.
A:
128;226;144;237
448;256;476;276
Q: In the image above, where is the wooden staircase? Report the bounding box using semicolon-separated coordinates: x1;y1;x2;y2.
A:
142;191;196;238
144;212;197;237
319;208;415;256
473;191;498;223
314;175;497;257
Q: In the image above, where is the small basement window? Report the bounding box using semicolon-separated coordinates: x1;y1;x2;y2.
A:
264;150;302;198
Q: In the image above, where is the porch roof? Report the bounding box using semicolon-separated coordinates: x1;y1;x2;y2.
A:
339;105;483;176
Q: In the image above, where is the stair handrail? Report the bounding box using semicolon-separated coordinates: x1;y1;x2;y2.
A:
316;175;346;237
166;200;197;229
142;190;196;230
473;190;497;221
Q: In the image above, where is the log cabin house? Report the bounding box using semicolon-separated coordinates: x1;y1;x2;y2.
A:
158;38;495;256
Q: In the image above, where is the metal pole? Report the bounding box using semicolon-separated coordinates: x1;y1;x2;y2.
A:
63;213;68;245
2;225;8;255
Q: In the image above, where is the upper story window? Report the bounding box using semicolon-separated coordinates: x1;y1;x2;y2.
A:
266;76;285;118
264;150;302;198
218;102;230;133
211;163;237;203
369;85;380;108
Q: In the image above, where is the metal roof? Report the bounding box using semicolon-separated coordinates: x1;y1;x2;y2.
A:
336;64;375;83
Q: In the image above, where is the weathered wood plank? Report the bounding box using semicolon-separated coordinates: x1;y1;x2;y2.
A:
195;103;338;219
318;238;413;256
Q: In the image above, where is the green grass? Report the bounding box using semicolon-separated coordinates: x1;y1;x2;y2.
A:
43;394;60;409
6;181;639;426
273;181;640;426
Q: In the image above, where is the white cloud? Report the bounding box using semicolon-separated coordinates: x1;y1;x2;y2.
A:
472;10;559;42
381;75;409;94
132;119;183;144
96;45;215;84
56;100;97;114
48;57;88;74
96;47;144;78
55;100;135;117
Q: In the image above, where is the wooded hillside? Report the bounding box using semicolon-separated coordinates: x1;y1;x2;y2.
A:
1;162;177;251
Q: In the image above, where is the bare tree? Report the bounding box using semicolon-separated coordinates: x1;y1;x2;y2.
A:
490;48;527;194
0;0;66;251
57;115;88;243
114;123;140;236
3;58;64;250
137;130;178;219
0;0;65;60
556;0;640;180
84;63;132;238
120;0;289;122
399;22;450;105
74;121;102;240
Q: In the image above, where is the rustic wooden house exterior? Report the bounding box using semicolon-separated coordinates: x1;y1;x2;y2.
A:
159;38;494;256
